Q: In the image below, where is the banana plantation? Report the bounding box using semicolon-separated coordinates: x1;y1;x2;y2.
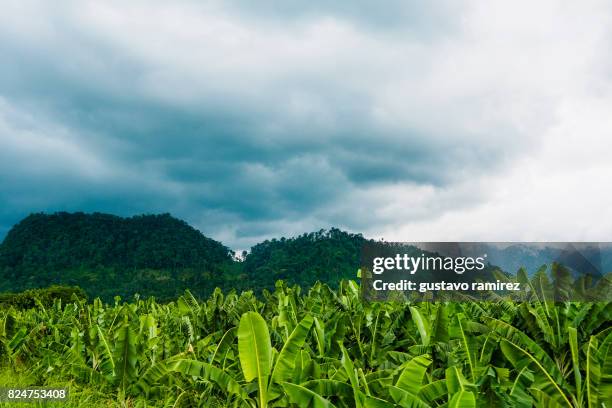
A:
0;274;611;407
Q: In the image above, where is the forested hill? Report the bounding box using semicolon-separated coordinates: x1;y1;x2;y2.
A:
0;212;234;300
0;213;365;301
241;228;367;292
0;212;233;271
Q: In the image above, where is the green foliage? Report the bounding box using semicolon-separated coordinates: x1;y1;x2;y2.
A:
0;212;234;302
0;213;367;302
238;311;272;407
0;274;610;407
242;228;366;292
0;285;86;308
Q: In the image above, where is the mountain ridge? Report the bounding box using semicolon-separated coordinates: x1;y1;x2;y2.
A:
3;212;610;302
0;212;365;300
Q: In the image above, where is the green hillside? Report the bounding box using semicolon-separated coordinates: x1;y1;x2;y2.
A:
0;213;364;301
242;228;366;292
0;212;233;301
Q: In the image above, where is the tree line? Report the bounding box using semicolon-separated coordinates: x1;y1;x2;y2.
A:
0;212;365;301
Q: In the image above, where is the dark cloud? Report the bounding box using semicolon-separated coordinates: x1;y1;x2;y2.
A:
0;1;533;248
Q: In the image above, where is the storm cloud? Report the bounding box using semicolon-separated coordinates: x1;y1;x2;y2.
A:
1;1;612;248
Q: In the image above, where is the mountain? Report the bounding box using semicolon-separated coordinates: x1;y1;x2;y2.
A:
458;243;612;278
0;212;234;301
11;212;606;303
479;244;557;274
0;213;365;301
241;228;367;292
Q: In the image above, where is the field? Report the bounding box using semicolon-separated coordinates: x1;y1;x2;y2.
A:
0;277;611;407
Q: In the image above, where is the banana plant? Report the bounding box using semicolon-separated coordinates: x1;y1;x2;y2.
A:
238;311;314;407
0;272;610;407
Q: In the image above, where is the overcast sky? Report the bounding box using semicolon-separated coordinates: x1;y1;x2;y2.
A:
1;1;612;249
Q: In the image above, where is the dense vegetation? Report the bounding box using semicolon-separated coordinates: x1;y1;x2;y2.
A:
0;285;86;309
0;272;610;407
0;212;233;301
1;213;610;407
0;213;364;301
0;212;232;272
242;228;365;293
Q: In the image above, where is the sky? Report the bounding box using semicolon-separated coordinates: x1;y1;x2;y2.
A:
1;1;612;250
